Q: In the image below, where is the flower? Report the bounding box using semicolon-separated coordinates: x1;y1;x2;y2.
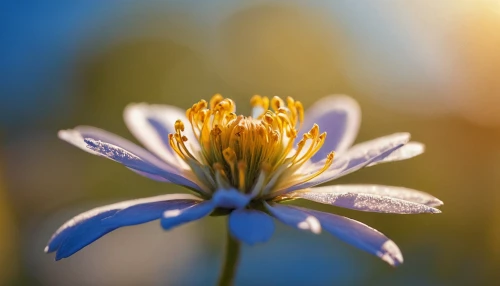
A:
46;95;442;266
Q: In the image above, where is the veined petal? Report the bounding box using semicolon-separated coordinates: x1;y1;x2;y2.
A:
59;128;204;192
45;194;201;260
288;188;441;214
264;203;321;234
161;201;215;230
298;96;361;160
229;209;274;245
280;133;410;194
368;142;425;167
299;207;404;266
295;185;443;207
334;132;411;174
124;103;198;167
66;126;184;173
83;138;163;175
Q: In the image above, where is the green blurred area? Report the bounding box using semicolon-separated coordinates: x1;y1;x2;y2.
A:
1;1;500;285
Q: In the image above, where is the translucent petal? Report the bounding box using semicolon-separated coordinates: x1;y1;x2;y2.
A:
300;185;443;207
45;194;201;260
282;133;410;193
229;209;275;245
299;207;404;266
69;126;174;167
291;189;441;214
59;128;202;191
264;203;321;234
368;142;425;167
124;103;198;167
334;133;411;174
161;201;215;230
127;168;171;183
298;96;361;160
83;138;164;175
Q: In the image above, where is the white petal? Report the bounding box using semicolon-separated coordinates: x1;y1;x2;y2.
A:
318;132;411;179
368;142;425;167
290;189;441;214
124;103;198;168
280;133;410;194
61;126;178;172
303;185;443;207
58;129;99;155
59;128;203;192
299;95;361;160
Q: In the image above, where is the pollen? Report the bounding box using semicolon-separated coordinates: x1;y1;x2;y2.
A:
169;95;335;198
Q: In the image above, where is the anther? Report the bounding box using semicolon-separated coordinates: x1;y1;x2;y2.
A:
175;120;185;132
210;94;224;110
271;96;284;111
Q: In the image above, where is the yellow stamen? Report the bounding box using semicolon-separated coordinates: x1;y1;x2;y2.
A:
168;94;335;197
238;161;247;191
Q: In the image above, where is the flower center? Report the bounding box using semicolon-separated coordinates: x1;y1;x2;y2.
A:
169;95;334;198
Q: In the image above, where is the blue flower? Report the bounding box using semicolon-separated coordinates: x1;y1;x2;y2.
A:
46;95;442;266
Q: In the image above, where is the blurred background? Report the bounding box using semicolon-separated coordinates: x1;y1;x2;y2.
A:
1;1;499;285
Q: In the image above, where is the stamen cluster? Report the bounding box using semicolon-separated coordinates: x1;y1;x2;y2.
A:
169;95;335;198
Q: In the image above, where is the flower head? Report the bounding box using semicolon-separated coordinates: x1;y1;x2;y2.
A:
169;94;333;200
47;95;442;266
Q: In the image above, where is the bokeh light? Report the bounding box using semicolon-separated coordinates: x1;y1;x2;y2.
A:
1;1;500;285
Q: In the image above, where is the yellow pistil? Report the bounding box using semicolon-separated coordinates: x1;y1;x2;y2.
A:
169;95;334;198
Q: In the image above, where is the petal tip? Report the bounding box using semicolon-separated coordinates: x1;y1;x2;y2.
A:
124;102;146;113
58;129;77;141
380;240;404;267
430;207;442;214
398;132;412;142
429;199;444;207
322;94;361;111
413;142;426;152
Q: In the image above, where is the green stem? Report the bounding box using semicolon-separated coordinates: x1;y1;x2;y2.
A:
217;223;241;286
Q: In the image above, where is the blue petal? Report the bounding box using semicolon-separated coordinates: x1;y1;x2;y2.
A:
299;207;404;266
281;133;410;194
229;209;274;245
161;201;216;230
51;210;118;261
159;190;252;231
337;133;411;174
84;138;163;174
298;96;361;160
368;141;425;167
46;194;201;260
264;203;321;234
58;127;203;191
126;168;171;182
212;188;251;209
123;103;199;164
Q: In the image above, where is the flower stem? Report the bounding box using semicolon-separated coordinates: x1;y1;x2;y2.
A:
217;224;241;286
